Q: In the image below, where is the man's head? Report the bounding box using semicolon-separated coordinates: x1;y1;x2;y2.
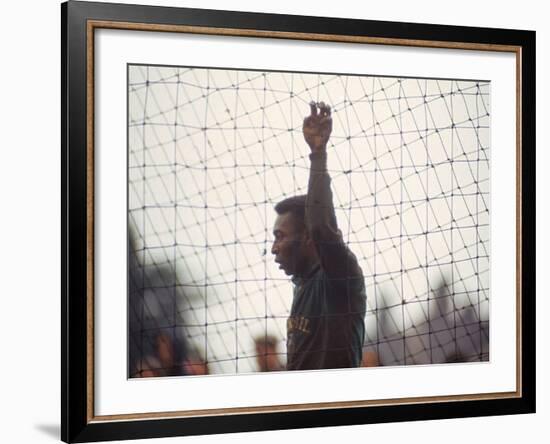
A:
272;195;317;277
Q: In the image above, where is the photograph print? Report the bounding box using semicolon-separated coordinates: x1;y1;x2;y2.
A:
127;64;490;378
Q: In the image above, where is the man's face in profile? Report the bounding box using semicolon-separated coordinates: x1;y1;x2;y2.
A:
271;212;305;277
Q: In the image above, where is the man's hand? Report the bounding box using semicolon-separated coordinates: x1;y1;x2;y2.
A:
303;101;332;153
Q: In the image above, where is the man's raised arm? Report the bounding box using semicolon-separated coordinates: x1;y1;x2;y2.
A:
303;102;361;280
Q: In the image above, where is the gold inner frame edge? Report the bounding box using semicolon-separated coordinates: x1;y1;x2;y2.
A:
85;19;523;423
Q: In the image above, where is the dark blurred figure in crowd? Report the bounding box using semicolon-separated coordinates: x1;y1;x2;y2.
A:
136;333;209;377
254;335;284;372
181;347;209;376
361;348;380;367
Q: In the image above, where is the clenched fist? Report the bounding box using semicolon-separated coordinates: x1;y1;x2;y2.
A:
303;101;332;153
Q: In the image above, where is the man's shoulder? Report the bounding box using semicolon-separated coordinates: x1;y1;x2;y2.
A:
318;260;365;290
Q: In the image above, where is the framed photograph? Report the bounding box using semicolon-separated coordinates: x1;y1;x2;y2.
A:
62;1;535;442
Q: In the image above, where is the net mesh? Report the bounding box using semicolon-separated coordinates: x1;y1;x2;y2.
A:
127;65;490;377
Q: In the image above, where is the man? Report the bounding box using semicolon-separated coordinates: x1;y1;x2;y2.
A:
272;102;366;371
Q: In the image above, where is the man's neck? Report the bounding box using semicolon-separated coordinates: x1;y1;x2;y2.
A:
292;259;319;284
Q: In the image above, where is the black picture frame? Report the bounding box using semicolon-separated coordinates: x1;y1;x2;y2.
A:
61;1;536;442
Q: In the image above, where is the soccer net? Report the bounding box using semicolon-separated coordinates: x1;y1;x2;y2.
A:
127;64;490;377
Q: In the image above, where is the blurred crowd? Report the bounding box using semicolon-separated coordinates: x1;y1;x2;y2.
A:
134;333;380;378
